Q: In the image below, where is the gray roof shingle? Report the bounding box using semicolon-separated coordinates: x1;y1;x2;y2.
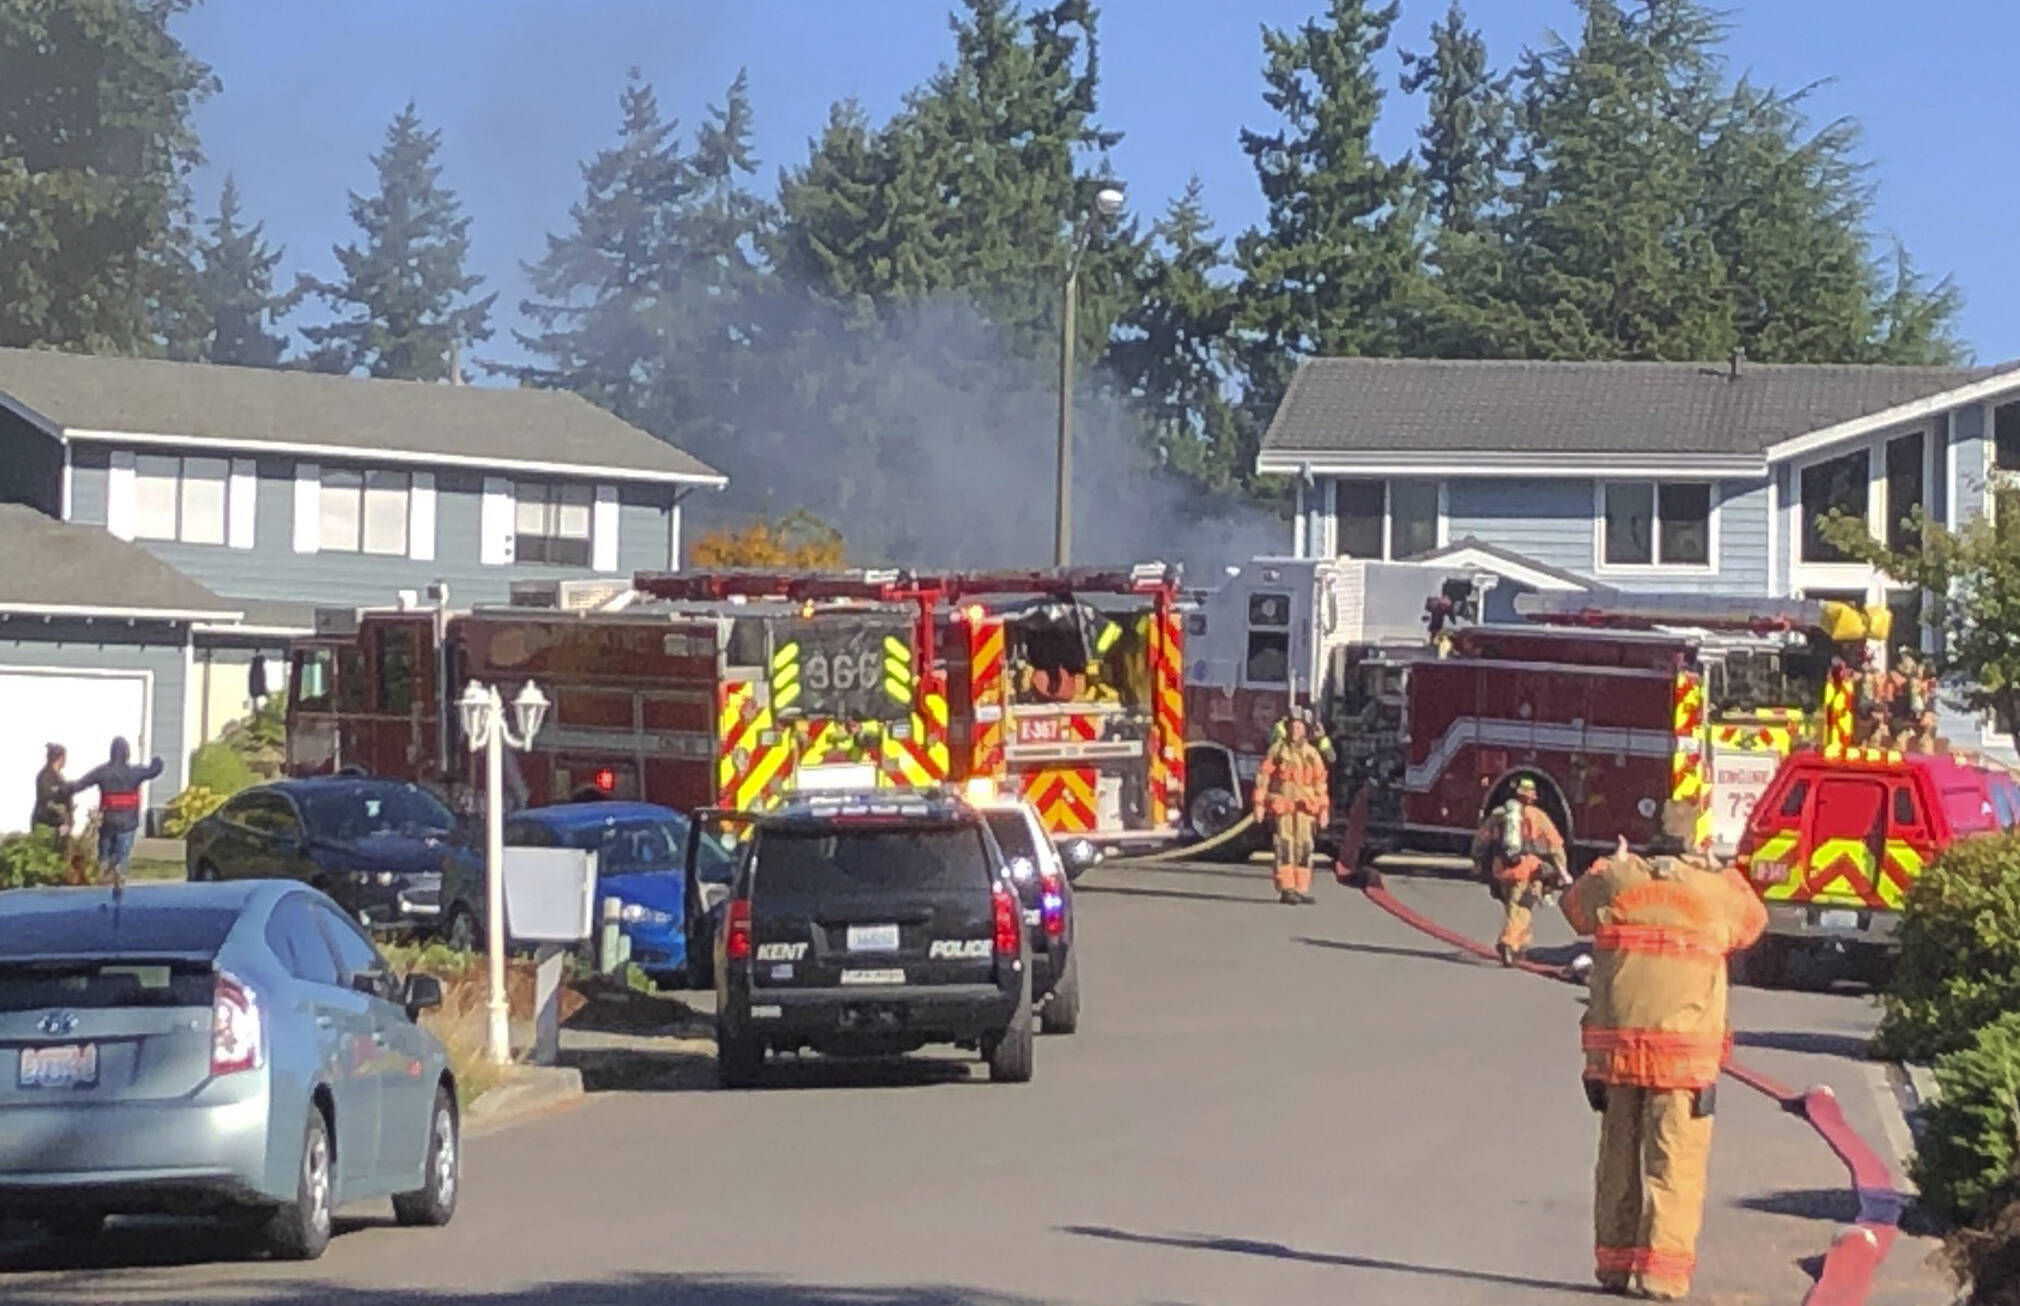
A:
0;505;239;618
1260;357;2020;459
0;348;722;484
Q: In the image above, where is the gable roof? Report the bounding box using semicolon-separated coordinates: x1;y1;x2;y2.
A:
0;505;240;620
0;348;724;487
1257;356;2020;475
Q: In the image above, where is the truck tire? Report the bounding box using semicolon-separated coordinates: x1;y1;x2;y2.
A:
1040;949;1081;1036
985;1002;1035;1083
1733;935;1789;989
717;1021;763;1089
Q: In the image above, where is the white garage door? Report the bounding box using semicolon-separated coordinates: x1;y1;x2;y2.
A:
0;668;152;836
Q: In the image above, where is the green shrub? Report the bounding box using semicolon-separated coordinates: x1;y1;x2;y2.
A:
161;786;228;839
188;740;258;797
0;834;70;890
1876;831;2020;1063
1913;1008;2020;1227
381;940;481;978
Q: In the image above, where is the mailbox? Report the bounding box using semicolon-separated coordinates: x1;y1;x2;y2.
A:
501;847;597;944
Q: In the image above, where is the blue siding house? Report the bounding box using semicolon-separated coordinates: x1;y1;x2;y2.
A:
1257;354;2020;752
0;348;723;832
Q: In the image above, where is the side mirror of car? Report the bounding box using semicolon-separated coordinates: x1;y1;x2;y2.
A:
402;972;444;1020
350;968;389;1000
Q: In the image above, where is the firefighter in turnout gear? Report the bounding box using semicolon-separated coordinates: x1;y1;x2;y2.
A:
1471;777;1566;965
1253;716;1330;905
1561;836;1768;1300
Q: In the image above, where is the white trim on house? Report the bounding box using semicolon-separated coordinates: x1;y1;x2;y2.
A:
479;477;514;565
0;603;241;622
61;427;728;488
105;450;136;541
1262;450;1766;479
227;459;257;549
291;463;320;554
59;445;72;521
1590;478;1721;577
1766;470;1781;597
1787;443;1882;599
408;472;437;562
592;485;621;573
1419;544;1587;592
1761;370;2020;465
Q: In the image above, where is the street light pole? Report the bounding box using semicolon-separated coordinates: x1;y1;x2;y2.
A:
459;679;549;1068
1055;264;1078;569
1054;184;1125;571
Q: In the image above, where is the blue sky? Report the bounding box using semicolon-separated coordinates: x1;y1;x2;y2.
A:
176;0;2020;369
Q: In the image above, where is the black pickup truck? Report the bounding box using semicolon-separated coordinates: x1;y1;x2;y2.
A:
705;791;1034;1088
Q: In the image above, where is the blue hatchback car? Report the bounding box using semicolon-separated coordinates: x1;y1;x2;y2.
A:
502;803;704;986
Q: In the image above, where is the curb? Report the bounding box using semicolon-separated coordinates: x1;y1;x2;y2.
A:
465;1064;584;1133
1352;865;1905;1306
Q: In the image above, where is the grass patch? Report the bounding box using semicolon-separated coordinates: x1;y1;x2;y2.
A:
127;857;184;882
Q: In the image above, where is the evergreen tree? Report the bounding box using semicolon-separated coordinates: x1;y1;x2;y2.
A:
1871;241;1966;366
767;99;904;319
173;175;295;366
1233;0;1422;420
1108;178;1244;493
1399;2;1509;235
515;71;693;421
298;101;494;380
0;0;217;353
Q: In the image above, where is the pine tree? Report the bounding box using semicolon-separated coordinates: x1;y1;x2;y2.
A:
1108;178;1244;493
515;71;694;420
1871;241;1967;366
1399;2;1509;235
298;101;494;380
768;99;903;318
1234;0;1423;418
0;0;217;353
1493;0;1734;360
172;175;296;367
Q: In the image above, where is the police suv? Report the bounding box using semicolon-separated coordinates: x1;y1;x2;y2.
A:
709;790;1035;1087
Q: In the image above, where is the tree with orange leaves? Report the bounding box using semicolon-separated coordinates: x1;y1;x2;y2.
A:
689;509;846;570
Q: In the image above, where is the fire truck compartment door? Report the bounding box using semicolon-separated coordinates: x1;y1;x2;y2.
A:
1805;776;1887;907
1708;748;1780;854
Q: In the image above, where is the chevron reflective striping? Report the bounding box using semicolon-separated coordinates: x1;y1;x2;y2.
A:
883;634;914;706
1028;767;1097;833
1802;837;1889;909
771;640;802;716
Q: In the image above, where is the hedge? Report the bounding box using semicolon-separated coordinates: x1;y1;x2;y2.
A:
1875;831;2020;1063
1914;1008;2020;1229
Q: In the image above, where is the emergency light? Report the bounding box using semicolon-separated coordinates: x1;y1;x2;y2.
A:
964;777;999;803
594;768;618;794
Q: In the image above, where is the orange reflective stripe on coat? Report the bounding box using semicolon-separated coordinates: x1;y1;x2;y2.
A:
1580;1027;1732;1088
1592;923;1727;962
1595;1246;1697;1280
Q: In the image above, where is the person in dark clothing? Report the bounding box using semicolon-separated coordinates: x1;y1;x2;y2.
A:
31;743;73;843
68;737;163;877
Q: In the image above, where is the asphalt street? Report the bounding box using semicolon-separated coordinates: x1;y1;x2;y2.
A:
0;861;1956;1306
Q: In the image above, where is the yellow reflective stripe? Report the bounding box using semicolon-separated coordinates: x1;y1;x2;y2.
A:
770;641;801;714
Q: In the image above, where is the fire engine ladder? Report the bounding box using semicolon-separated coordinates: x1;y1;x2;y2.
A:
1512;590;1888;643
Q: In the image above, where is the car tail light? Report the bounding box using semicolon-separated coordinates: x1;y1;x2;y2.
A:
725;897;752;961
211;971;264;1077
1039;870;1066;939
992;886;1020;956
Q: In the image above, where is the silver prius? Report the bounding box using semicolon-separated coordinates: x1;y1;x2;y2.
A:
0;880;458;1260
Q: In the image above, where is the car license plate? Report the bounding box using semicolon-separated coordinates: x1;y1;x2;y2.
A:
19;1043;98;1089
840;969;906;986
847;924;899;953
1022;909;1041;926
1815;909;1860;932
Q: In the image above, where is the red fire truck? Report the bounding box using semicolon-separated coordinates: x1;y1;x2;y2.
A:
286;565;1187;853
633;565;1187;852
1178;557;1881;861
285;579;930;815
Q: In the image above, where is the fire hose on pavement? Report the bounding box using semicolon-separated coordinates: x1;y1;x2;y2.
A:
1349;861;1903;1306
1111;813;1259;864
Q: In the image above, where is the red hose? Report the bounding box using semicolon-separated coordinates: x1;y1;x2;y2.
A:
1352;866;1902;1306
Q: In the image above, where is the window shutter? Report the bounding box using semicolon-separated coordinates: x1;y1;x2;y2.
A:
408;472;437;561
227;459;258;549
105;451;137;541
592;485;620;572
292;463;320;554
481;477;515;565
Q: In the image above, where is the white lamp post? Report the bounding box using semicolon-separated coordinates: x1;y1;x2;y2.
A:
458;679;550;1066
1055;183;1126;568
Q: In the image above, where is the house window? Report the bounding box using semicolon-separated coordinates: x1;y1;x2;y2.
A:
1995;401;2020;472
1333;479;1441;561
1389;481;1439;560
1799;450;1870;564
1885;432;1925;552
1333;480;1384;559
319;468;410;555
1599;481;1711;568
515;482;594;566
133;456;229;545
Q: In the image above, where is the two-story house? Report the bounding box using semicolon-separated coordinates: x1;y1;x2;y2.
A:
0;347;723;829
1257;354;2020;749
